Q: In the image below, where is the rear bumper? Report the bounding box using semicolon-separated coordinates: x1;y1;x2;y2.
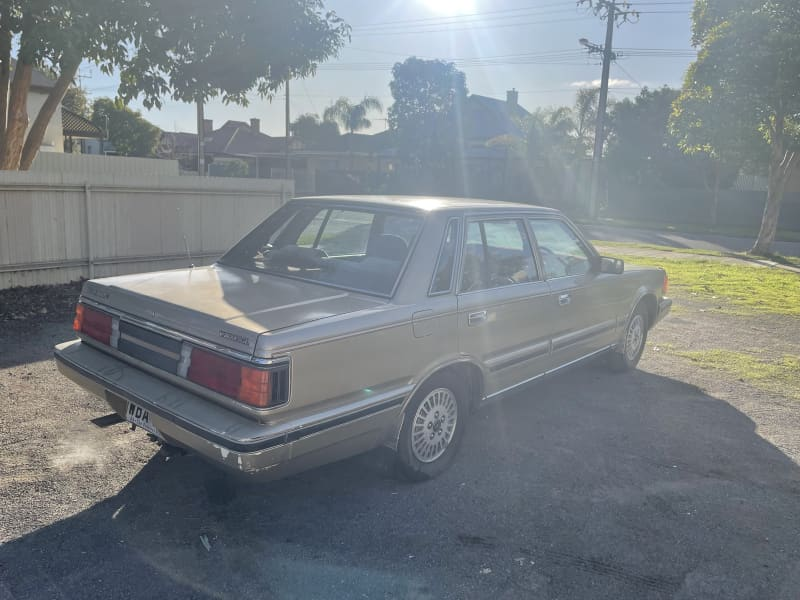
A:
54;339;405;479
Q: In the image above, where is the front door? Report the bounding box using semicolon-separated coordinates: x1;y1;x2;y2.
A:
528;218;619;366
456;218;553;399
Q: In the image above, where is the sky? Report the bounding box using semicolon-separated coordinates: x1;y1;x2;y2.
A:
79;0;697;137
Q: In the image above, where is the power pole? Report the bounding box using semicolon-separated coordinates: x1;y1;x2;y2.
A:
196;99;206;176
588;0;616;220
285;78;292;181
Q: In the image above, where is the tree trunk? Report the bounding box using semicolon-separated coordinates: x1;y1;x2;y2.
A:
750;145;796;255
711;160;721;228
0;61;32;170
19;61;80;170
0;15;12;149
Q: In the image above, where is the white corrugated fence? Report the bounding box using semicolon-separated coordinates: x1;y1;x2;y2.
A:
0;169;292;289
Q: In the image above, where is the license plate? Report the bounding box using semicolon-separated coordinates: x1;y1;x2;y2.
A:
126;401;159;437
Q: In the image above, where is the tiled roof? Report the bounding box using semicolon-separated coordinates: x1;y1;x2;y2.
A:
464;94;530;142
61;107;103;138
205;120;283;155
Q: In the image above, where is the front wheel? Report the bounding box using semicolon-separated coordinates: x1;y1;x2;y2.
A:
396;373;467;481
609;304;648;372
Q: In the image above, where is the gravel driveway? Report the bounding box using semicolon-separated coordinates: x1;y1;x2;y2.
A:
1;299;799;599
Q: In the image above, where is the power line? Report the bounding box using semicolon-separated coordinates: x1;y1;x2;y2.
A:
612;62;644;89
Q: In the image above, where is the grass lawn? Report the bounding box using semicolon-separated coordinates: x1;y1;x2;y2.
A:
582;217;800;244
595;240;800;269
596;243;800;317
669;349;800;401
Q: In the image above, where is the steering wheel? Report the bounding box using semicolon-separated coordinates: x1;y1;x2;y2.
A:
538;246;570;276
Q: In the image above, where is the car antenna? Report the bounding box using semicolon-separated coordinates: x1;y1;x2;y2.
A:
176;206;195;268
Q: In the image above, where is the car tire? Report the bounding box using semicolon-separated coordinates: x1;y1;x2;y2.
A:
396;373;467;481
609;303;648;372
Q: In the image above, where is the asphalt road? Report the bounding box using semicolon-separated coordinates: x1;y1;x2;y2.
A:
582;224;800;257
2;320;800;599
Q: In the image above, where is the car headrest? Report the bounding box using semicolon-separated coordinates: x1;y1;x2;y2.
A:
367;234;408;261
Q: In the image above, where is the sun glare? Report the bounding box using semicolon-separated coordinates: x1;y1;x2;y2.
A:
419;0;478;16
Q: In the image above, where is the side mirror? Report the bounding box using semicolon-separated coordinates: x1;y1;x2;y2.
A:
596;256;624;275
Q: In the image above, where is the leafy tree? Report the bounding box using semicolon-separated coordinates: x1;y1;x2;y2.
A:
62;86;91;118
670;72;766;225
118;1;349;108
606;87;686;183
1;0;349;171
573;88;599;157
290;113;340;148
525;107;578;161
685;0;800;254
90;98;160;158
0;0;135;170
388;57;468;167
322;97;383;135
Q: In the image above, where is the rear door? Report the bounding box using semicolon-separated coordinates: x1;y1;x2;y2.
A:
456;217;553;398
527;218;620;366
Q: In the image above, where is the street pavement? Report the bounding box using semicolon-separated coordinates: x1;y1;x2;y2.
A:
582;224;800;257
2;321;800;599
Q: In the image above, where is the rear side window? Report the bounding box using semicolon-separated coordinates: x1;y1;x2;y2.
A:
460;219;538;292
430;219;459;294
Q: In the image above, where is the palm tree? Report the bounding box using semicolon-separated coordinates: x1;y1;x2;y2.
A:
323;96;383;135
323;96;383;171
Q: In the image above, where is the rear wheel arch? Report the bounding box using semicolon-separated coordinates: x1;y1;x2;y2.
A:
403;360;485;414
388;360;484;451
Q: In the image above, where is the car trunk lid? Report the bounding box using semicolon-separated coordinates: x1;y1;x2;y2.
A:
81;265;385;355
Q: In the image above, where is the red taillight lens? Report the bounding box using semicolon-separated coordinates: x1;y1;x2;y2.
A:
663;272;669;295
187;348;275;408
74;303;112;345
187;348;241;398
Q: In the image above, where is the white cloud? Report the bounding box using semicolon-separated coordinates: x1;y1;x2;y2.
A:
569;79;637;88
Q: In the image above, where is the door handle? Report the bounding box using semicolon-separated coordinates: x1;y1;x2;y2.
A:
468;310;488;326
558;293;571;306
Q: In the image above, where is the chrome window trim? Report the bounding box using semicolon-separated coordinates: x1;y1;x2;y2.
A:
428;217;462;296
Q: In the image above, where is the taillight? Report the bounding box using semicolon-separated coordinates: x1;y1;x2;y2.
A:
187;347;287;409
662;271;669;295
74;303;112;345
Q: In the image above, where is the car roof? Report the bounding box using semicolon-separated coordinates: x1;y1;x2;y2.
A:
292;195;561;215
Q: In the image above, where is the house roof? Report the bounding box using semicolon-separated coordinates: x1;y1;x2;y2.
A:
464;94;530;142
9;61;57;92
61;107;103;138
205;120;284;156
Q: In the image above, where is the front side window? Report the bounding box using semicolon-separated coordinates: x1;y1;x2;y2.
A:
528;219;591;279
220;204;423;296
460;219;538;292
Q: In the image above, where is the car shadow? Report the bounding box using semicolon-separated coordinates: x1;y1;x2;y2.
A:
2;366;800;600
0;321;75;369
